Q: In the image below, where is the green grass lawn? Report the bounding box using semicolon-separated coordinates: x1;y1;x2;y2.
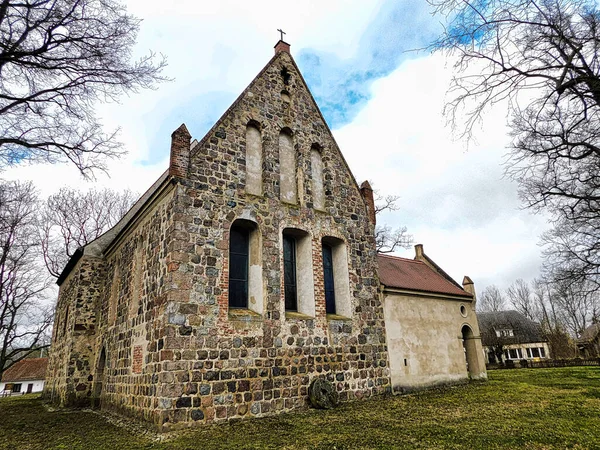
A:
1;367;600;449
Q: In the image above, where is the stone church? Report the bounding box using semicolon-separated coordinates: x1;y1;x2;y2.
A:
44;40;486;430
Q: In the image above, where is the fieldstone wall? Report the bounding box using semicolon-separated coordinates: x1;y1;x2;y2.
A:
44;256;105;406
93;188;176;423
44;267;77;405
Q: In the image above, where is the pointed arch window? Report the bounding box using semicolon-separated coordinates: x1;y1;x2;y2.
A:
108;264;120;325
283;234;297;311
228;219;263;314
229;225;250;308
279;129;296;204
282;228;315;316
321;237;351;318
130;238;143;319
310;144;325;210
245;122;262;196
322;244;335;314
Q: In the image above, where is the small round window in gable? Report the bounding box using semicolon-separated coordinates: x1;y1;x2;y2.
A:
460;304;468;317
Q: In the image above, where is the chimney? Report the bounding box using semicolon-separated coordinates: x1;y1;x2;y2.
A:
414;244;424;260
169;123;191;179
463;276;477;309
274;40;290;55
360;180;376;225
462;276;475;296
414;244;438;273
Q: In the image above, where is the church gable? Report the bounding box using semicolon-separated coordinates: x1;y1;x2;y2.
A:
168;42;381;325
186;46;365;215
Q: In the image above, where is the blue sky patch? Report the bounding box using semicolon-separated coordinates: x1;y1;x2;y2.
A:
141;90;237;165
143;0;444;164
297;0;441;129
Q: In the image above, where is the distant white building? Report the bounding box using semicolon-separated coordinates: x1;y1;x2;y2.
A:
0;358;48;396
477;311;550;364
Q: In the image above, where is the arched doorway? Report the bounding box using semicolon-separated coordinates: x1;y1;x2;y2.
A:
461;325;478;378
92;347;106;408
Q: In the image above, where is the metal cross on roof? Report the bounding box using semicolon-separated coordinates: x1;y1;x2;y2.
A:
277;28;286;41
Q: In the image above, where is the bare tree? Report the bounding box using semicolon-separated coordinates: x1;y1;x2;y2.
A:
531;277;578;357
541;215;600;292
0;180;52;379
552;277;599;337
506;278;539;321
429;0;600;289
373;188;414;253
41;187;136;278
478;284;506;312
0;0;168;176
532;277;556;330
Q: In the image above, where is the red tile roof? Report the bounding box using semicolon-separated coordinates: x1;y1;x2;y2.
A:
1;358;48;382
378;254;472;298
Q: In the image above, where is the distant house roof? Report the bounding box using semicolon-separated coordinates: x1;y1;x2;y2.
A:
477;311;546;346
579;323;600;342
1;358;48;382
378;254;472;298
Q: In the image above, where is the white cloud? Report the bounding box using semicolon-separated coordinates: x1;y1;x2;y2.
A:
335;53;550;293
6;1;382;194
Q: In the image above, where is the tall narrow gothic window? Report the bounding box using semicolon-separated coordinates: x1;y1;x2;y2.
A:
282;228;315;316
109;264;120;325
245;124;262;196
283;234;297;311
228;219;263;314
130;239;143;319
311;144;325;210
279;129;296;204
321;237;351;318
229;225;250;308
322;244;336;314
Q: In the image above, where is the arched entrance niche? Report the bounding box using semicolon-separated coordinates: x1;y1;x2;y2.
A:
92;347;106;408
461;325;479;378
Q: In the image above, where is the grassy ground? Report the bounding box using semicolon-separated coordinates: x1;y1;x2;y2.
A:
1;367;599;449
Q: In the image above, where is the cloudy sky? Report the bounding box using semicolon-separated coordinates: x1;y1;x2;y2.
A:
5;0;550;295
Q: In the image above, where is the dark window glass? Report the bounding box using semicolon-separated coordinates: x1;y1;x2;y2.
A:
229;226;249;308
531;347;540;358
540;347;545;358
322;244;336;314
283;235;297;311
12;383;21;393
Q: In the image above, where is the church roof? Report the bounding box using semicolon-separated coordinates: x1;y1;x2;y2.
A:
1;358;48;382
378;254;472;298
